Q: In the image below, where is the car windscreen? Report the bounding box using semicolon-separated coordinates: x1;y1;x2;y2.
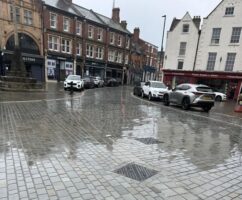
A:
67;76;80;81
151;82;166;88
196;87;213;92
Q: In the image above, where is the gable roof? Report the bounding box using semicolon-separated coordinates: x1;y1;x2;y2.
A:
205;0;223;19
43;0;130;34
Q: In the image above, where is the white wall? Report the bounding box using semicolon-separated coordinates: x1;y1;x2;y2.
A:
164;13;200;71
196;0;242;72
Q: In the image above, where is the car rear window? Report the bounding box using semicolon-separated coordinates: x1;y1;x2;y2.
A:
196;87;213;92
151;82;166;88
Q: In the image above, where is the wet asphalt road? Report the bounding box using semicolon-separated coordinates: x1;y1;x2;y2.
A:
0;84;242;200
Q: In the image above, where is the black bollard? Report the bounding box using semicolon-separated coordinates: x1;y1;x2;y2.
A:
69;81;74;95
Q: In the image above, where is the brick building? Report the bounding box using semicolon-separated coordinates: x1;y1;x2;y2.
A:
42;0;131;83
0;0;44;81
130;28;158;84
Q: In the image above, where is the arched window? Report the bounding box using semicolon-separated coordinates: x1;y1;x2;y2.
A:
6;33;40;55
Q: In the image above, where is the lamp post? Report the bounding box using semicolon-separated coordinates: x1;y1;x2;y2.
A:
158;15;166;81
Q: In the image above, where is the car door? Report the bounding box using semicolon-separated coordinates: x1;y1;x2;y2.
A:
170;85;183;104
143;81;150;95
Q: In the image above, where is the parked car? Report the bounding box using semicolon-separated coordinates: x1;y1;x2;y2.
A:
163;83;215;112
213;89;227;102
93;76;104;87
133;82;145;96
64;75;84;91
141;81;168;101
82;76;95;89
104;78;119;87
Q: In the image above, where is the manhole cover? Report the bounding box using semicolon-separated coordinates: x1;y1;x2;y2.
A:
114;163;158;181
135;137;163;145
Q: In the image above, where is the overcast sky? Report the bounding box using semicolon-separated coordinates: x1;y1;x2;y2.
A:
73;0;221;49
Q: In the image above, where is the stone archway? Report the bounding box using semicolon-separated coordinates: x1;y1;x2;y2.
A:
6;33;40;55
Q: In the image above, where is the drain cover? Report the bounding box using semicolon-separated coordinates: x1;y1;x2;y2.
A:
114;163;158;181
135;137;163;145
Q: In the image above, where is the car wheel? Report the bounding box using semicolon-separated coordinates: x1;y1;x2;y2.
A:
202;105;212;112
64;88;67;91
215;96;222;102
141;91;144;98
163;94;170;106
182;97;190;110
148;93;153;101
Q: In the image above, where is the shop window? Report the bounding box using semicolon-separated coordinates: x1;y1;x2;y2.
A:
65;62;73;76
47;59;57;80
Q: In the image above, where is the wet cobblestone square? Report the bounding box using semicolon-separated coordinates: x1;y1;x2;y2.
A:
0;84;242;199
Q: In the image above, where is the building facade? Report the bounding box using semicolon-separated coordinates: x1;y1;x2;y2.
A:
42;0;131;83
130;28;158;84
0;0;44;81
163;0;242;100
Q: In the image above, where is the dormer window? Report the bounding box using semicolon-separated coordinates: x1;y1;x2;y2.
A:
225;7;234;16
182;24;189;33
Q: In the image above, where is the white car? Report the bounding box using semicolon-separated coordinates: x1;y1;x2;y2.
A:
64;75;84;91
93;76;104;87
141;81;168;101
214;91;227;102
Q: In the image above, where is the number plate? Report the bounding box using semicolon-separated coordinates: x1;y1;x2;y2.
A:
202;96;212;100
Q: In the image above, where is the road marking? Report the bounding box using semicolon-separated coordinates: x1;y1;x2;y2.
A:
131;93;242;128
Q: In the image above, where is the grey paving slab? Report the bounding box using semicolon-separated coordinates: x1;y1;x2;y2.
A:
0;85;242;199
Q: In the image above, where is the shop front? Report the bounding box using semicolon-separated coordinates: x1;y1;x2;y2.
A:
106;63;123;83
84;60;105;78
4;33;44;82
163;69;242;100
47;55;74;82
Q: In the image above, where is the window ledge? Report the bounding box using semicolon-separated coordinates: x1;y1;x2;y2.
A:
210;44;220;46
223;15;235;17
229;43;240;46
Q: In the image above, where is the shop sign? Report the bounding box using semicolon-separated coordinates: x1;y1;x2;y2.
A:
23;56;36;62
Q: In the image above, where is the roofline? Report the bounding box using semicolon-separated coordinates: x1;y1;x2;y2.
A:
205;0;223;19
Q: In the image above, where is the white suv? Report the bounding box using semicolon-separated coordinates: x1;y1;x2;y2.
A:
64;75;84;91
142;81;168;101
93;76;104;87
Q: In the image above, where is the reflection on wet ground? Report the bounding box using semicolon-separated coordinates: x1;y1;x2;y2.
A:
0;85;242;199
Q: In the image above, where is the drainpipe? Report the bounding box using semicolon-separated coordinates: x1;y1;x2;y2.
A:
193;30;201;71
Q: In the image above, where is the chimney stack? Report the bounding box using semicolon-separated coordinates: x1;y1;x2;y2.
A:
133;28;140;42
112;8;120;23
121;20;127;29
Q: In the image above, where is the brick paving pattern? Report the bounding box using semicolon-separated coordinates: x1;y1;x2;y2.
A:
0;86;242;199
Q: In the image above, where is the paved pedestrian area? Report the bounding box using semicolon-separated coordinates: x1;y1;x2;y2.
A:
0;85;242;200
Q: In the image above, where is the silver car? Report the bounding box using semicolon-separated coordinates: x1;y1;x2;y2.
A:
163;84;215;112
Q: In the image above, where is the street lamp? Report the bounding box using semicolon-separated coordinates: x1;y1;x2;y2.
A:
158;15;166;81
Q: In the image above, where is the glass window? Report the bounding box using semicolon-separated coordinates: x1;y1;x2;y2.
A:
86;44;94;58
10;6;20;23
211;28;221;44
76;43;82;56
63;17;70;32
118;35;122;46
110;32;115;44
126;38;130;48
50;13;57;28
61;38;71;53
96;47;104;59
150;82;166;88
97;28;103;41
108;50;115;62
225;53;236;71
24;10;33;25
206;52;217;71
183;24;189;33
88;25;94;39
125;54;129;64
179;42;187;56
48;35;59;51
230;27;242;43
177;60;184;69
225;7;234;15
76;21;82;36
